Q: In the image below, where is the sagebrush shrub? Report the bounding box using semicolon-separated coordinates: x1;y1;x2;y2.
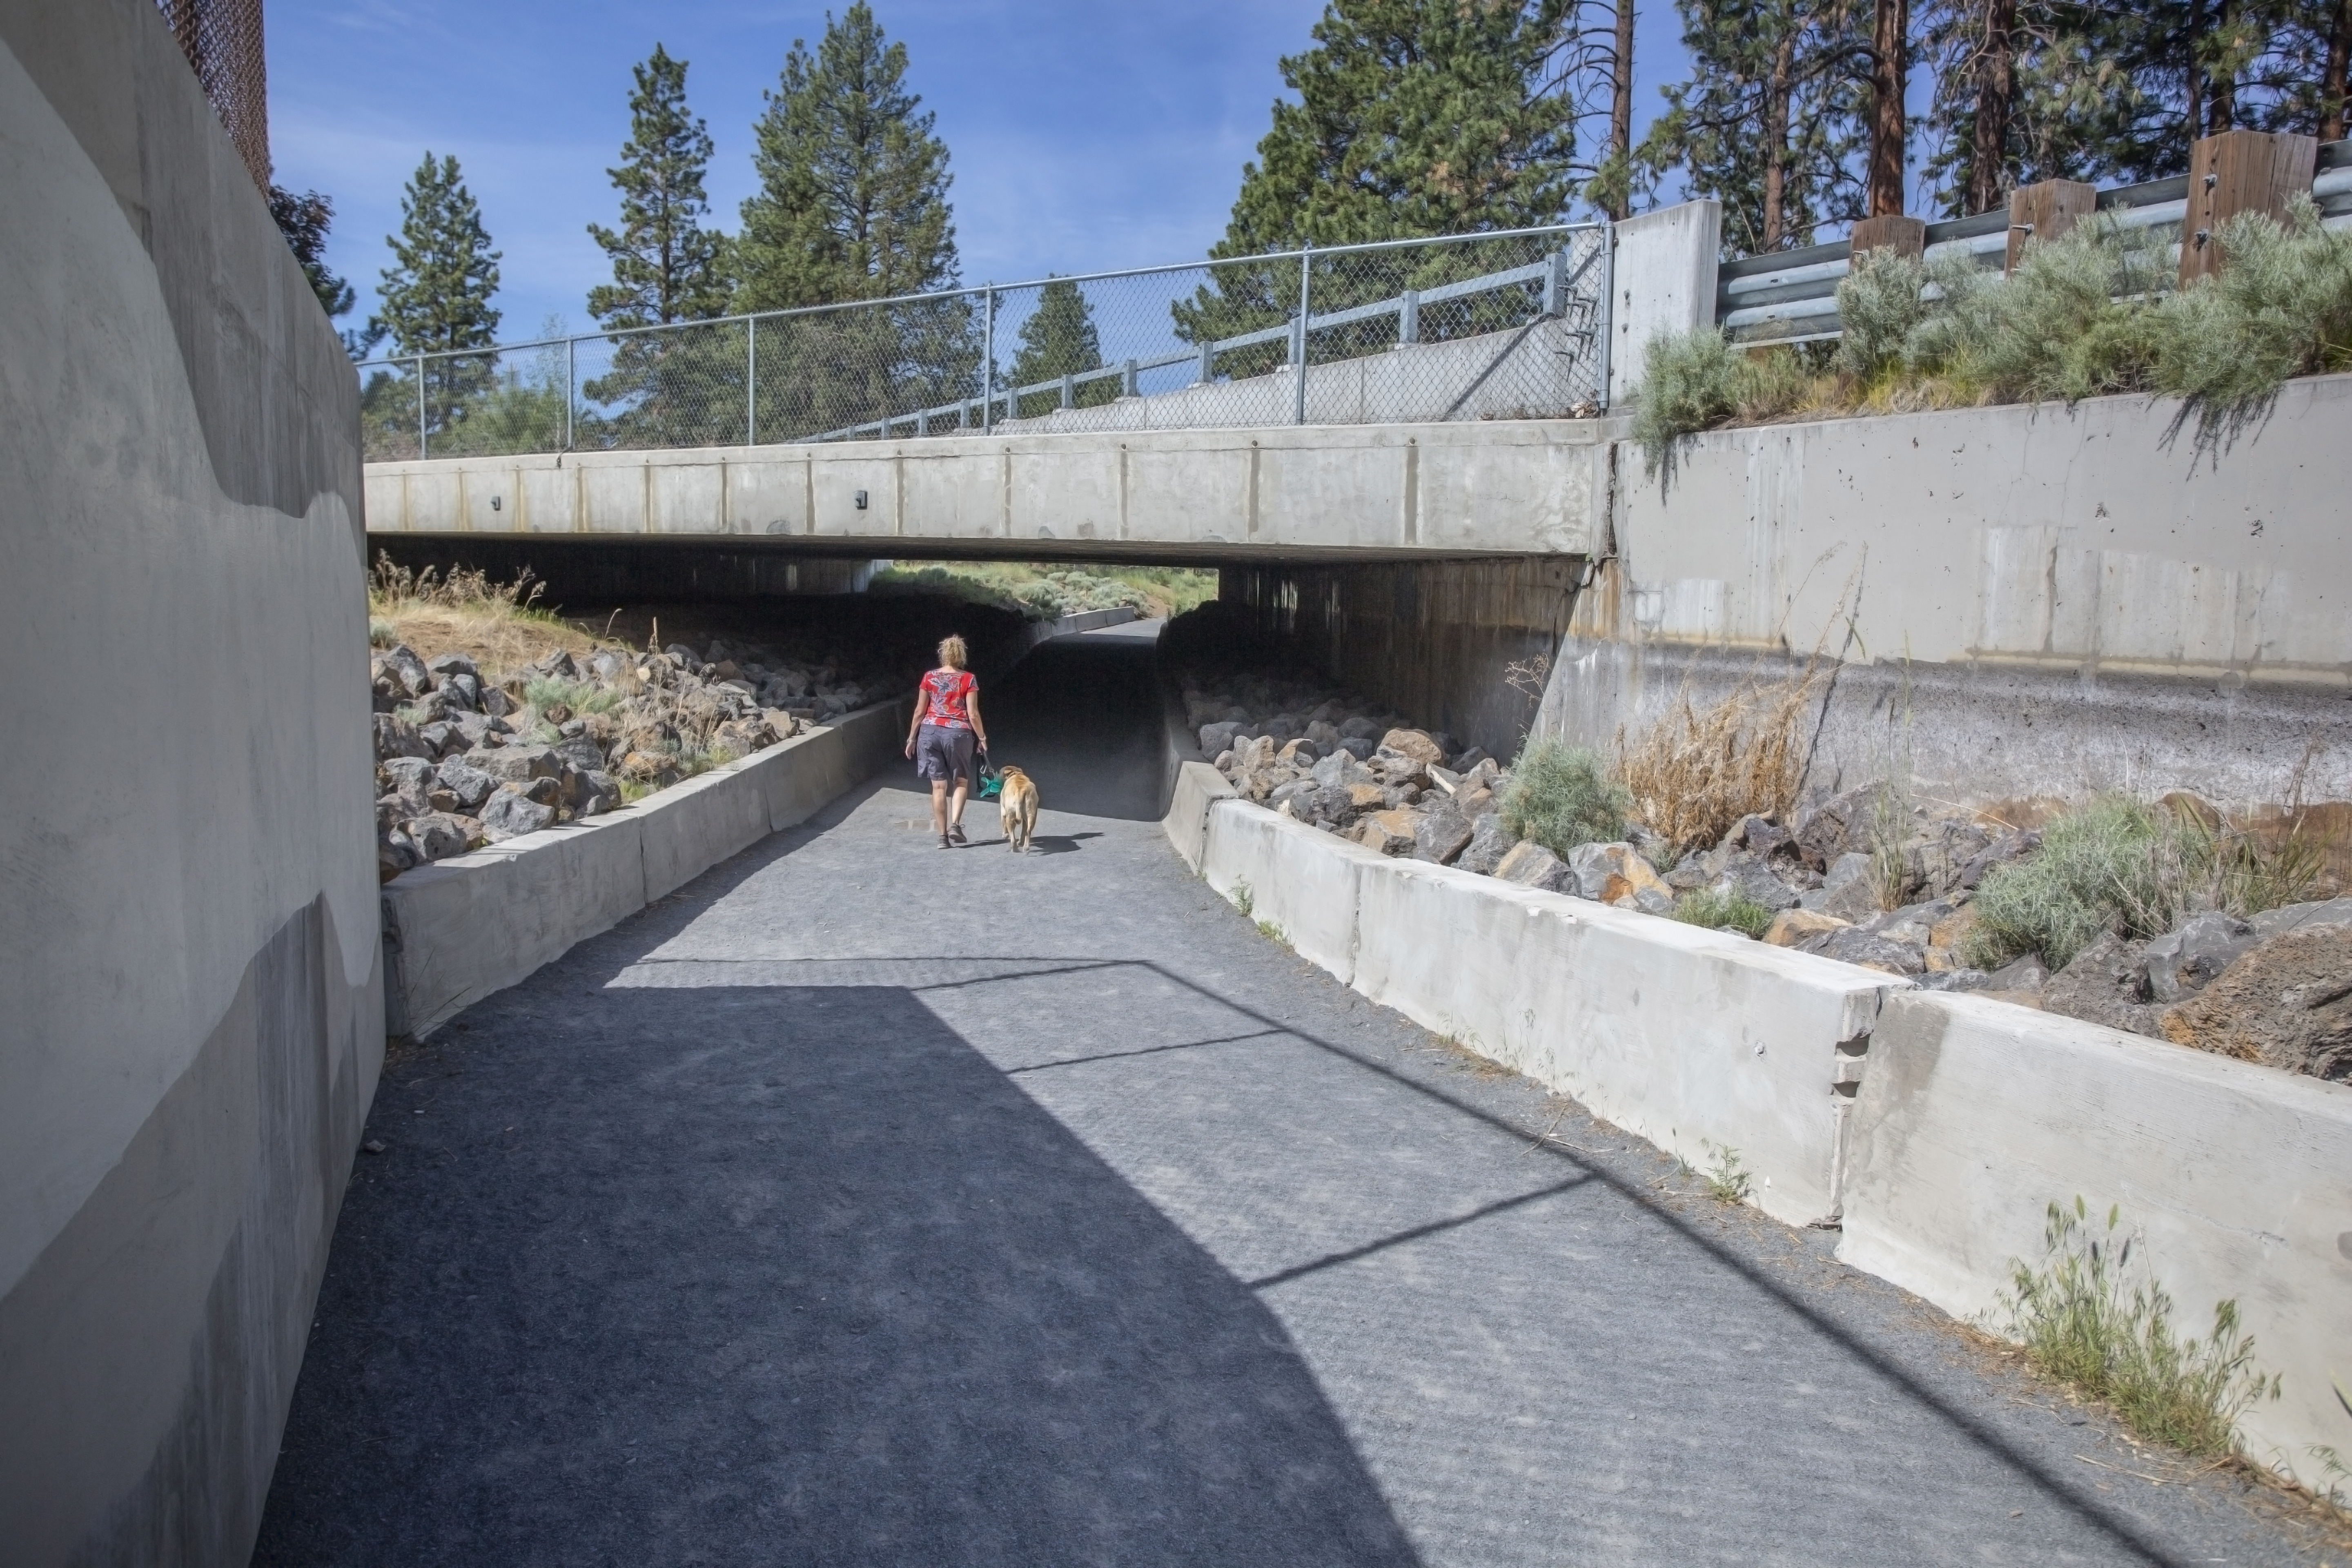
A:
2153;196;2352;454
1501;740;1630;859
1835;249;1931;382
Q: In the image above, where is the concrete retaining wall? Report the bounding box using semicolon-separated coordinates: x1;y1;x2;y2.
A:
1217;555;1586;763
0;7;381;1564
1544;374;2352;809
384;702;907;1039
1841;992;2352;1487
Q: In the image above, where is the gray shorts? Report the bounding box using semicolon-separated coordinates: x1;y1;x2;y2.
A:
914;723;977;784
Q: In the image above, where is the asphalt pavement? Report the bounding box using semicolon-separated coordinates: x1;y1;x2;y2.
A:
256;632;2331;1566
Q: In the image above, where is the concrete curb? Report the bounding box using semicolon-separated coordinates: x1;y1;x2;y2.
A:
383;700;908;1039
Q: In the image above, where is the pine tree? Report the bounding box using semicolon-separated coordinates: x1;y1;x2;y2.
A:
1638;0;1869;254
376;152;501;355
1177;0;1579;365
374;152;501;438
733;4;972;441
1209;0;1578;254
580;45;736;448
588;45;730;329
1007;278;1113;416
735;3;960;310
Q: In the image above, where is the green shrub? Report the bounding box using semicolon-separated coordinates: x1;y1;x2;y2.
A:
1965;795;2166;971
1835;249;1931;382
1630;331;1824;478
2004;1198;2279;1457
1673;888;1775;938
1500;740;1630;859
2152;196;2352;454
1967;794;2328;971
1906;220;2169;403
523;677;621;715
1630;328;1744;476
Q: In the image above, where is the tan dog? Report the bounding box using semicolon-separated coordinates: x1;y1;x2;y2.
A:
996;765;1040;853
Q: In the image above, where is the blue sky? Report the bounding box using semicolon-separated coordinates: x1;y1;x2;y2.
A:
268;1;1694;351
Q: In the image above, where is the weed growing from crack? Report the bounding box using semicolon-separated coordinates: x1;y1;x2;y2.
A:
2002;1197;2280;1459
1702;1142;1753;1205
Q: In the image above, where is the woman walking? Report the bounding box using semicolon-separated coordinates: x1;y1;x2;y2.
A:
904;635;990;848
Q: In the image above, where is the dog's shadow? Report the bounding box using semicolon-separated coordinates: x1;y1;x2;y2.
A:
984;831;1101;856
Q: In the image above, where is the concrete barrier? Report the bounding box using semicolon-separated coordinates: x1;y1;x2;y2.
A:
1199;803;1389;984
1162;762;1237;875
1183;792;1903;1228
383;702;908;1038
1840;992;2352;1488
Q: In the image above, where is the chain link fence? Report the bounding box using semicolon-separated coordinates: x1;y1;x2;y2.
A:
359;225;1611;463
154;0;269;190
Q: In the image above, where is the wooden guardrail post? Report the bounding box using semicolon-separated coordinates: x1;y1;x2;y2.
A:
2005;179;2096;272
1848;214;1926;260
2181;129;2319;284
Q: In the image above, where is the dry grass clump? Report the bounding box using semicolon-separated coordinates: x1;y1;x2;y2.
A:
368;552;596;673
1616;664;1821;859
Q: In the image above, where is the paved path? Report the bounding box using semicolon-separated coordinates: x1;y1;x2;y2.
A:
258;636;2326;1566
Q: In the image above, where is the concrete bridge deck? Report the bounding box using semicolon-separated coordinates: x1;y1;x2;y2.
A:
360;419;1610;564
256;632;2319;1565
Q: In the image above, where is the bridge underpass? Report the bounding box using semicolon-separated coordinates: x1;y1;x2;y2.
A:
257;626;2309;1566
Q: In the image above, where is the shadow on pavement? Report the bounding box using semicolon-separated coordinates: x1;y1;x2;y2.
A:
256;982;1419;1568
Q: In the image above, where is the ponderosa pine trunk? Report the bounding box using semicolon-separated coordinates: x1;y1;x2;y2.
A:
1764;31;1794;246
1868;0;1909;215
1609;0;1636;218
1968;0;2017;215
2325;0;2350;142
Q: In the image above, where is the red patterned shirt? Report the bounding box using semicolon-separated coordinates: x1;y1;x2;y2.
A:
920;668;975;729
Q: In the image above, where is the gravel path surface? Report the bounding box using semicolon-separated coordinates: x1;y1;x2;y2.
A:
258;636;2330;1566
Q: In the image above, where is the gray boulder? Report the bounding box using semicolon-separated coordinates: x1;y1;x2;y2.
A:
569;769;623;818
416;720;464;758
1799;853;1882;921
1336;736;1377;761
426;651;480;682
478;744;564;783
1412;807;1474;866
480;788;557;842
433;757;500;813
1338;716;1382;741
1808;927;1927;976
372;712;430;762
1197;721;1243;759
1494;840;1572;893
553;736;608;774
2041;932;2163;1037
2143;912;2257;1004
377;644;430;697
405;811;476;862
1711;850;1802;912
2251;898;2352;940
1456;813;1517;876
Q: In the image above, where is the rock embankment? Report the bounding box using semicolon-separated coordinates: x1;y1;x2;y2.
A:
1197;668;2348;1083
372;637;886;882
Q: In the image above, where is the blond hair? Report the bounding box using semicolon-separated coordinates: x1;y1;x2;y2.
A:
937;634;969;670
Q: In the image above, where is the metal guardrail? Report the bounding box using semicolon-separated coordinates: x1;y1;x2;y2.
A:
1718;138;2352;346
357;224;1611;464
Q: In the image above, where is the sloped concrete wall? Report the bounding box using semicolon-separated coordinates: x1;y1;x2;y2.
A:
0;6;380;1564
